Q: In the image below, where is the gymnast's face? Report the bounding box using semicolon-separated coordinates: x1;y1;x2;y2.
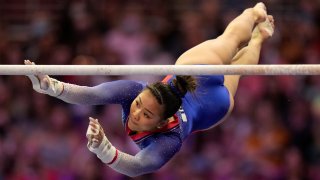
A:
128;89;165;132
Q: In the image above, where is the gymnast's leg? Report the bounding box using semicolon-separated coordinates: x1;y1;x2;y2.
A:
222;15;275;121
175;2;267;66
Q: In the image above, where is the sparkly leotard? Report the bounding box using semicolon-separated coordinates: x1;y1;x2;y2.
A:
58;75;230;176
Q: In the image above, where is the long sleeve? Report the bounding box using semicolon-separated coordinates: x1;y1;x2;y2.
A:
57;80;145;105
109;133;182;177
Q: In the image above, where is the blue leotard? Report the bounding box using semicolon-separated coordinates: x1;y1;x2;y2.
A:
58;75;230;176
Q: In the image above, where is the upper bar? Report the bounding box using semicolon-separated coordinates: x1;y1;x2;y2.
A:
0;65;319;75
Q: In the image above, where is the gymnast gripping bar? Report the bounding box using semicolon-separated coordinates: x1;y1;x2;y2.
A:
0;65;320;75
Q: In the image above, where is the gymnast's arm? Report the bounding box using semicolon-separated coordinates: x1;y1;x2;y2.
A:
109;135;182;177
87;123;182;177
57;80;144;105
24;60;144;105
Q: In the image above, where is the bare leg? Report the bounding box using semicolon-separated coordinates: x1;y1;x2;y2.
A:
176;2;267;65
222;15;275;122
224;15;275;97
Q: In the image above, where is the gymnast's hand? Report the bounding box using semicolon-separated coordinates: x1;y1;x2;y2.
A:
24;60;64;97
86;117;105;148
86;117;118;165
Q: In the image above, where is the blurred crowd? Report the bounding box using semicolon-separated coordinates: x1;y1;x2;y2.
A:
1;0;320;179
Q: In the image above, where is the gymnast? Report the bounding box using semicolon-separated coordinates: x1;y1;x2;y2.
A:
25;2;274;177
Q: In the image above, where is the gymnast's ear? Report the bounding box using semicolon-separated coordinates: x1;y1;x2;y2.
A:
157;119;168;129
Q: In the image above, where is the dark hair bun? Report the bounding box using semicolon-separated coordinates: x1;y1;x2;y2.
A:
173;76;197;96
146;75;197;119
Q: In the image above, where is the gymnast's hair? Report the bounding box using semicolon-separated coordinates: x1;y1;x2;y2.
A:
146;76;197;120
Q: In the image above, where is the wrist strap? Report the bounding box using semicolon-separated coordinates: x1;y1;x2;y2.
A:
46;78;64;97
88;135;118;165
107;149;118;165
27;75;64;97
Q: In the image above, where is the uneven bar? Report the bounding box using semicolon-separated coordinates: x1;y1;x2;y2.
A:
0;65;319;75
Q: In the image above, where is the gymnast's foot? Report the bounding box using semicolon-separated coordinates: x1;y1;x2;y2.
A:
252;2;267;23
259;15;275;39
252;15;275;42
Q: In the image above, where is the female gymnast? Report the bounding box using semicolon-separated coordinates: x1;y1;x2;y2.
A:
25;2;274;177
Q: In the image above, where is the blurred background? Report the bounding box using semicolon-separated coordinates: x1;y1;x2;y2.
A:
0;0;320;179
